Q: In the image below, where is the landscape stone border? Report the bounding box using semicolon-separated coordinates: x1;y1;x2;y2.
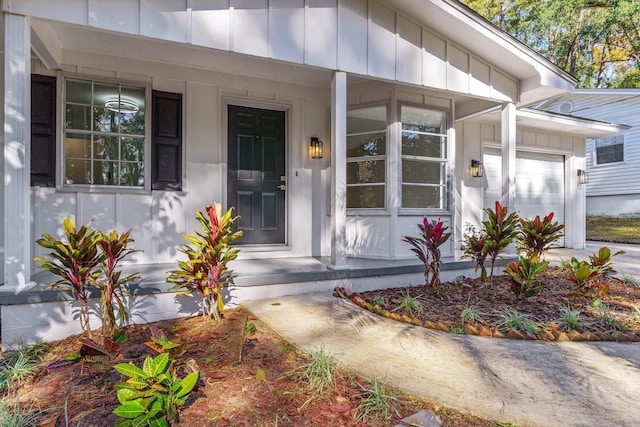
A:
332;287;640;343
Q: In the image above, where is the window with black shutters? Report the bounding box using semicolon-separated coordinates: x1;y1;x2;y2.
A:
31;75;56;187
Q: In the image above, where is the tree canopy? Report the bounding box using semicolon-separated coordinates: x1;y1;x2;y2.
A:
460;0;640;88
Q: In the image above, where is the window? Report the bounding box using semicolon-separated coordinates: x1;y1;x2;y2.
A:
400;106;448;209
346;106;387;209
594;135;624;165
64;78;146;187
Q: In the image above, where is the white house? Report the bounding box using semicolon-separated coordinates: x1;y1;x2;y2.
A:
0;0;625;346
534;89;638;217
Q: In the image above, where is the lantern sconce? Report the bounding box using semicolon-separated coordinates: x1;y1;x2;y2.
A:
310;137;323;159
470;159;484;178
577;169;589;185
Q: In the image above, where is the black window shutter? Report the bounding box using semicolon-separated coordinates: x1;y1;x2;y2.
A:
31;74;56;187
152;90;183;191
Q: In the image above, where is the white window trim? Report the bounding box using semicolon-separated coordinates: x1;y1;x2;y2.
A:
57;73;152;194
398;103;451;215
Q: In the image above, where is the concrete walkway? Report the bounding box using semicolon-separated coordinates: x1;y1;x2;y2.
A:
243;243;640;427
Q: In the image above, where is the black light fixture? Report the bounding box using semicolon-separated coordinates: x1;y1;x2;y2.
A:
310;137;323;159
577;169;589;185
470;159;483;178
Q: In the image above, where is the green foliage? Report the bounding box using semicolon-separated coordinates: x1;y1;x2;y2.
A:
355;376;400;424
557;305;584;332
96;229;140;336
35;218;103;336
168;203;243;320
462;0;640;88
494;307;540;337
403;216;451;287
0;402;43;427
589;246;625;280
299;346;339;397
244;321;257;337
0;341;47;393
144;327;186;360
564;257;600;294
113;334;199;426
392;291;423;317
460;305;485;325
460;224;488;282
371;295;387;307
504;256;549;300
517;212;564;258
36;218;139;338
482;201;519;280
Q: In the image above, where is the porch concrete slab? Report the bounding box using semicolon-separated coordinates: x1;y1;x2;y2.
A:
243;292;640;427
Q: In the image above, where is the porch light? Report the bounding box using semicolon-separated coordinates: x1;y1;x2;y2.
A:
470;159;483;178
105;98;139;114
577;169;589;185
310;137;323;159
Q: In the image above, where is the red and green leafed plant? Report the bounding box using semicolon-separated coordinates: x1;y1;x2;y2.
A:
168;203;243;321
461;223;489;282
403;216;451;287
96;229;140;337
517;212;564;258
35;218;104;338
504;255;549;300
482;201;519;280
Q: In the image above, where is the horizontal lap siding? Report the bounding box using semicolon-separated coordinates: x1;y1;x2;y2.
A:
7;0;518;101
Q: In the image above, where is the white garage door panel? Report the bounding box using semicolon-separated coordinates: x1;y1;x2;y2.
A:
483;148;565;246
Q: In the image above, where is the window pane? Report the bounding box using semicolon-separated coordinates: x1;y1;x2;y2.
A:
347;106;386;134
402;160;444;184
93;83;119;107
93;107;121;133
121;86;146;113
120;161;145;186
121;111;145;135
65;133;92;160
402;185;445;209
65;158;91;185
93;160;119;185
402;132;445;158
347;160;385;184
66;80;92;104
122;137;145;162
65;104;91;130
596;144;623;164
401;106;446;133
347;133;386;157
347;185;385;209
94;136;119;161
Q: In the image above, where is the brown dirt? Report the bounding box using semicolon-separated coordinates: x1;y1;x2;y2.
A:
5;307;511;427
352;268;640;340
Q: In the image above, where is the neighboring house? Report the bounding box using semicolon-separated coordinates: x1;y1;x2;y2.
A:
0;0;624;346
534;89;639;217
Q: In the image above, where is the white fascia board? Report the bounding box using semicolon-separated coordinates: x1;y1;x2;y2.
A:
517;108;630;138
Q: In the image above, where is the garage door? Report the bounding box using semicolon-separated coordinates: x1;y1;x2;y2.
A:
483;148;565;246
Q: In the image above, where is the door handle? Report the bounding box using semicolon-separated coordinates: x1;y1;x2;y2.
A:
277;184;286;191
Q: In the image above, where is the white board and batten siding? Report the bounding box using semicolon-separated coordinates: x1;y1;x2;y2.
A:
4;0;518;102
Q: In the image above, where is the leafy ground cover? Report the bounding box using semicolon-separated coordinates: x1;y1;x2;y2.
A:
586;216;640;244
0;307;518;427
346;267;640;341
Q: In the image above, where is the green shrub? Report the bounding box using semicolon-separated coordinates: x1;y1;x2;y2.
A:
482;201;519;280
494;307;540;337
355;376;400;424
460;224;488;282
168;203;242;321
517;212;564;258
403;216;451;287
504;255;549;300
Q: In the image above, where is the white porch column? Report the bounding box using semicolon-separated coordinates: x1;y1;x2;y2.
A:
329;71;347;269
500;102;516;213
3;13;33;289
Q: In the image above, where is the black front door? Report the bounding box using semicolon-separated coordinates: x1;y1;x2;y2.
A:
227;105;286;244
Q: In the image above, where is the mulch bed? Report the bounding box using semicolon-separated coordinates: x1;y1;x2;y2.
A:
334;267;640;341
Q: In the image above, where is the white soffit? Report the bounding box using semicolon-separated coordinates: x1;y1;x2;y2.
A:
476;108;629;138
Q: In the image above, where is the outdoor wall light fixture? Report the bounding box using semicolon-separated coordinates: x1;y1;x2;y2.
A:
577;169;589;185
470;159;484;178
310;137;323;159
